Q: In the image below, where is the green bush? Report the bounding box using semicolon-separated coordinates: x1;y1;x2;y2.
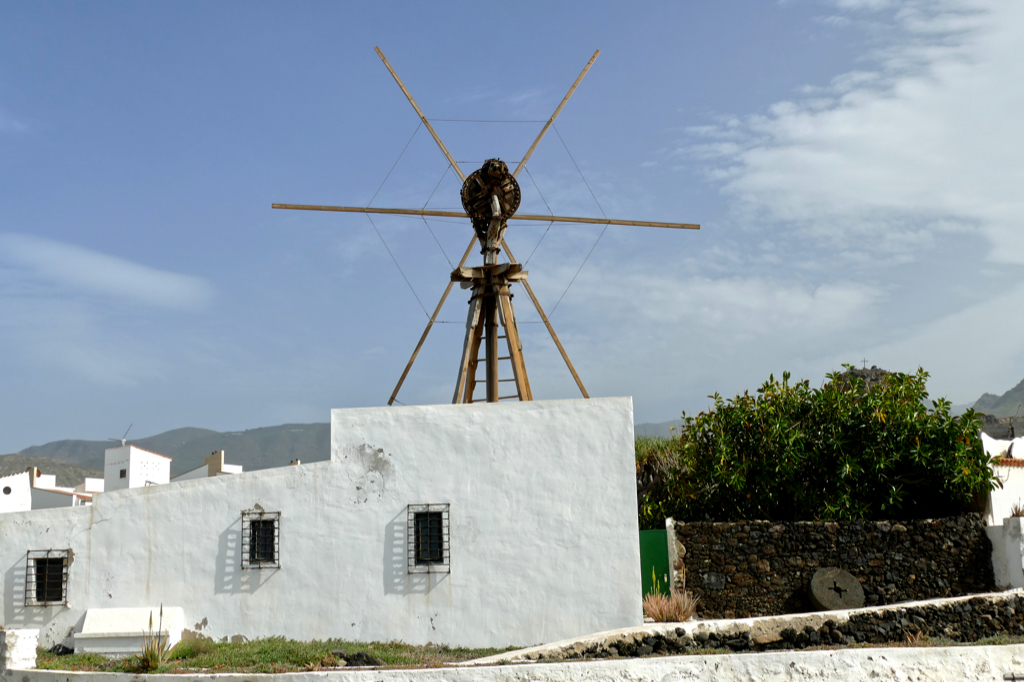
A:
638;367;999;527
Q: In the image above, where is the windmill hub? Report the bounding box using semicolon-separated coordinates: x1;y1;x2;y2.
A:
460;159;521;265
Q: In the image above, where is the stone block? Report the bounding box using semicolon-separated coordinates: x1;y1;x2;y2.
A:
1;629;39;670
75;607;185;656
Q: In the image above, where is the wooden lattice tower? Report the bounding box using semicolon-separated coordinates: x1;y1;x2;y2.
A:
274;48;699;405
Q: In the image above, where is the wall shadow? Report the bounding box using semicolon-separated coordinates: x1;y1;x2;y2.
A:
383;509;447;595
215;519;242;595
4;554;57;627
215;515;278;595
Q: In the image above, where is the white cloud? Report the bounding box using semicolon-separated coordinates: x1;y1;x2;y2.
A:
832;0;896;10
856;280;1024;402
689;1;1024;263
0;234;213;311
506;88;547;106
593;272;882;343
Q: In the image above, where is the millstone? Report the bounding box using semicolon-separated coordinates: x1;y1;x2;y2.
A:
809;567;865;611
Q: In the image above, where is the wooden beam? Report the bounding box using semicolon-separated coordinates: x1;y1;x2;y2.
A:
451;263;526;282
375;47;466;182
388;235;478;406
274;204;465;219
501;238;589;399
272;203;699;230
509;214;699;230
454;293;483;404
514;50;600;179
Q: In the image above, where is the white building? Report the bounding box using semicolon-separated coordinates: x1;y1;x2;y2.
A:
0;398;641;650
103;445;171;491
75;478;105;494
0;471;32;514
24;467;94;510
171;450;243;482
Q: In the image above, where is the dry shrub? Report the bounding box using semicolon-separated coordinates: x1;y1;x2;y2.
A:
643;590;699;623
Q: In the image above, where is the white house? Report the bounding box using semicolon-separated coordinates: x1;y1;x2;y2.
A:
0;398;641;650
0;471;32;514
75;478;104;495
171;450;243;482
103;445;171;491
22;467;94;510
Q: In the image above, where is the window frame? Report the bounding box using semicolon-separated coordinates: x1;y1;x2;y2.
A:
241;510;281;569
25;549;70;607
407;503;450;574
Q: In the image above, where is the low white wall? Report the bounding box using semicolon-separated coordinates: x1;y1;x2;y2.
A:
988;463;1024;524
0;398;640;650
10;644;1024;682
988;517;1024;590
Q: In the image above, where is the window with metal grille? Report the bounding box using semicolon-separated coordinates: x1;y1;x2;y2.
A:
241;511;280;569
407;503;449;574
25;550;69;606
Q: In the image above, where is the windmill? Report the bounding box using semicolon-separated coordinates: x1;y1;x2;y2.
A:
108;423;132;447
274;48;699;406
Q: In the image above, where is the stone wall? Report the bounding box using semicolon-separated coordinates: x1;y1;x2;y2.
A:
507;592;1024;662
672;515;994;619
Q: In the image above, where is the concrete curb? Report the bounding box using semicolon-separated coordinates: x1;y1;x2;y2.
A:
10;644;1024;682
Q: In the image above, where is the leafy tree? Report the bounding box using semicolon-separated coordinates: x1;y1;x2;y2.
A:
638;367;999;528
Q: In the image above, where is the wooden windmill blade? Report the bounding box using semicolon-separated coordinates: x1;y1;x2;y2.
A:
513;50;601;179
271;204;699;230
374;47;467;182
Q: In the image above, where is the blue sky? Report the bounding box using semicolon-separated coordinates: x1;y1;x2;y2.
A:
2;1;1022;451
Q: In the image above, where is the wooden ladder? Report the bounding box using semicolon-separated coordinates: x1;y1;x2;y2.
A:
454;283;533;404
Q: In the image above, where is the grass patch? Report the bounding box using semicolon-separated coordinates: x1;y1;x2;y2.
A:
38;633;1024;672
37;637;516;673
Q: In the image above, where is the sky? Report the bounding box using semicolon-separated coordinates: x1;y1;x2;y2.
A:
1;1;1022;451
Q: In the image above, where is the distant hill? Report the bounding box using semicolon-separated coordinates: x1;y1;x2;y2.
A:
18;427;219;472
635;419;683;439
0;454;101;488
13;423;330;479
972;378;1024;418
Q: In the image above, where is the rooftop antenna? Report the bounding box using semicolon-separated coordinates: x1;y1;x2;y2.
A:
274;47;700;405
108;423;133;447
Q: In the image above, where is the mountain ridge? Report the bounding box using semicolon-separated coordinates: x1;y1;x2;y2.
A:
10;423;331;480
972;378;1024;418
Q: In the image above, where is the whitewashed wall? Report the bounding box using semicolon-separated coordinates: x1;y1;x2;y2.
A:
986;463;1024;525
0;397;640;649
0;472;31;514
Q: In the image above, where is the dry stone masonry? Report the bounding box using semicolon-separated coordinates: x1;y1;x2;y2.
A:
673;515;993;619
491;592;1024;663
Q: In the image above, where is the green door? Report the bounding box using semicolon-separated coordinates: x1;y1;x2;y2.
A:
639;529;670;596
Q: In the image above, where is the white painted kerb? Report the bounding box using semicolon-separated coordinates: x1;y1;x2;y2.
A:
11;644;1024;682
